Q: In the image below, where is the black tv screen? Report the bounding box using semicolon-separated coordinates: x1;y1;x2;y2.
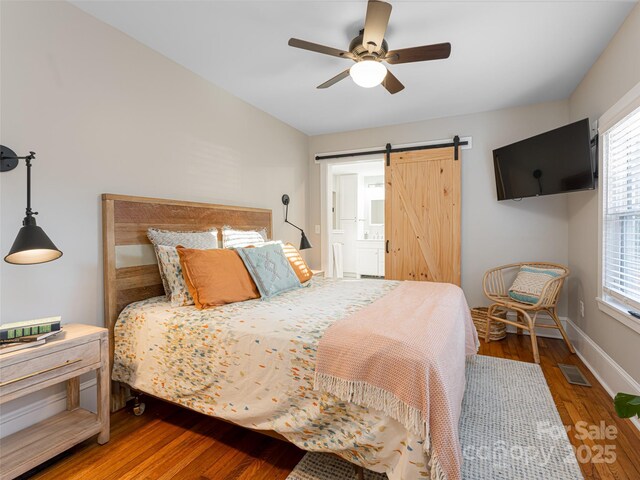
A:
493;118;595;201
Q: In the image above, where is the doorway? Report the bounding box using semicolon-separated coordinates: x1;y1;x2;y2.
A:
327;160;385;279
320;145;462;283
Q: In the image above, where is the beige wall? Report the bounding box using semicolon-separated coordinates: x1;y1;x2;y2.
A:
308;100;571;311
0;1;308;327
567;4;640;381
0;0;308;434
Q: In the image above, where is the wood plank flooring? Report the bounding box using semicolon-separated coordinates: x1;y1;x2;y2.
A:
21;334;640;480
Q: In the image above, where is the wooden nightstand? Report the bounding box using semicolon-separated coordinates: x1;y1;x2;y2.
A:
0;324;109;480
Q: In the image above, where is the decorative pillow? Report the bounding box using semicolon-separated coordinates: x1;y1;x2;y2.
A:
155;245;194;307
282;243;313;284
222;226;268;249
236;243;301;299
147;228;219;249
176;247;260;309
508;265;564;304
147;228;218;296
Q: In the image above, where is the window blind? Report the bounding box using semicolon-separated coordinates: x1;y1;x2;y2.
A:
603;105;640;309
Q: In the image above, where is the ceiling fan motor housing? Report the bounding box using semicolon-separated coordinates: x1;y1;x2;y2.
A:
350;30;388;60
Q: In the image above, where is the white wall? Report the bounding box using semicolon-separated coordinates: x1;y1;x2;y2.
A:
308;100;571;311
566;4;640;382
0;1;307;433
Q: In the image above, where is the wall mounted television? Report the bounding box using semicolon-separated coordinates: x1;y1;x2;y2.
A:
493;118;596;201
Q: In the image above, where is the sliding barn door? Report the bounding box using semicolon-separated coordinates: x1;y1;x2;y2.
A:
385;147;461;285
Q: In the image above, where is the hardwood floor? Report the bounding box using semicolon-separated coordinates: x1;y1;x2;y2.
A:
22;334;640;480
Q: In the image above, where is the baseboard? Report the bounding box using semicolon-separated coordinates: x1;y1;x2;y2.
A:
0;378;97;438
564;318;640;432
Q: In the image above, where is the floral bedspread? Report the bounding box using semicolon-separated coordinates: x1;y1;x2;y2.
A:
113;278;434;479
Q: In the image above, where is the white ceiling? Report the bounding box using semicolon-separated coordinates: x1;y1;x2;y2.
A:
72;1;637;136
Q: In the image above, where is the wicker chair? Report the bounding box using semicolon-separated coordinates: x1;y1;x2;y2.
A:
482;262;574;364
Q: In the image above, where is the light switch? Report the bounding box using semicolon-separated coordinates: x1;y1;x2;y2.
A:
314;225;321;234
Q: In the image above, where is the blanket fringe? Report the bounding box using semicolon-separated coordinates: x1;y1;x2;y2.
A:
430;453;448;480
314;372;428;447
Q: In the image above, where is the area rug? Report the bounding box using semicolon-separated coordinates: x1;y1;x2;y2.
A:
286;355;583;480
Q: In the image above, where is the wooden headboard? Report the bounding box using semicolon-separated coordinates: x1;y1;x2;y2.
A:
102;193;272;410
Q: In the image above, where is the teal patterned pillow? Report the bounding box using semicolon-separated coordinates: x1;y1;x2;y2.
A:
236;243;301;299
155;245;194;307
508;265;564;304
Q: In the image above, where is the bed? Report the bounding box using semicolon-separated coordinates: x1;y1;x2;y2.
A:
102;194;478;480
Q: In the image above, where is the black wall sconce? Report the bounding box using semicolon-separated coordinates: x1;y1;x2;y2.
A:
1;145;62;265
282;194;312;250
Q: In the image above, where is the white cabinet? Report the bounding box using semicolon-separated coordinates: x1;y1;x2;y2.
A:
357;248;379;276
356;241;385;277
333;174;359;275
337;174;358;223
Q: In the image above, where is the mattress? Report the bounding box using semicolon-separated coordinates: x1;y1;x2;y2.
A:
113;278;434;479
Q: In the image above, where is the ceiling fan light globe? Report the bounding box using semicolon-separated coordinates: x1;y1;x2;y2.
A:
350;60;387;88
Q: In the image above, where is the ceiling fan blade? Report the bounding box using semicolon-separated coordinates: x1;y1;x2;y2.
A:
317;69;351;89
386;42;451;64
382;69;404;94
288;38;356;60
363;0;392;53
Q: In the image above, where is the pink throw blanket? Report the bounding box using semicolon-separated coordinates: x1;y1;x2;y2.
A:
314;282;479;480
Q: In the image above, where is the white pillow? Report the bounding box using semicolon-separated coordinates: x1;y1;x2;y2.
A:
222;226;268;249
147;228;218;249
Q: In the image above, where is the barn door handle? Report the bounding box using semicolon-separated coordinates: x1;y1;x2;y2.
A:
386;240;389;253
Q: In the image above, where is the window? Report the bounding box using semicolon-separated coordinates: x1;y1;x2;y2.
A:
602;105;640;311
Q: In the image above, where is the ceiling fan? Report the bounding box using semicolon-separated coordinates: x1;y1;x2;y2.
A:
288;0;451;94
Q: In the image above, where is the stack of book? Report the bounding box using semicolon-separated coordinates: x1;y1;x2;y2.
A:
0;317;62;355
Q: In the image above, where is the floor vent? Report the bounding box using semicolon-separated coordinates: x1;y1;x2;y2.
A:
558;364;591;387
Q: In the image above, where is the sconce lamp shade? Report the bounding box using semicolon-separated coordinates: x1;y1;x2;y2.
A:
1;146;63;265
282;193;312;251
299;231;312;250
5;217;63;265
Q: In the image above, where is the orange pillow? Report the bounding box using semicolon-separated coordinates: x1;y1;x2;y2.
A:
176;247;260;309
282;243;313;284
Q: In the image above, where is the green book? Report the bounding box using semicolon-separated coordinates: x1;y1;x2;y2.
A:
0;316;61;341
